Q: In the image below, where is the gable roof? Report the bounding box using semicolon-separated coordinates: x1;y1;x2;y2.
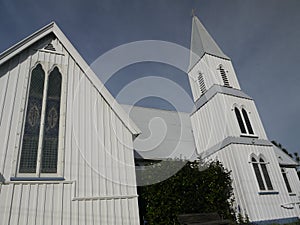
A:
189;16;230;71
0;22;141;136
273;145;299;167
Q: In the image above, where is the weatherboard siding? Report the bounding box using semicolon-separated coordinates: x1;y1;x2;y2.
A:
210;144;300;222
0;36;139;224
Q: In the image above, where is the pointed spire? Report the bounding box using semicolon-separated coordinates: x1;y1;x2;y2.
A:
189;15;230;71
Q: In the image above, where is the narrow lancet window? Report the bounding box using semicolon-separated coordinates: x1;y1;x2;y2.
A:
242;108;254;134
281;169;292;193
19;64;45;173
41;67;62;173
252;157;265;190
259;158;273;190
235;107;246;134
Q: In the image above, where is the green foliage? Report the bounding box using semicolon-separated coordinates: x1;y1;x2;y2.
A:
237;212;250;224
139;159;235;225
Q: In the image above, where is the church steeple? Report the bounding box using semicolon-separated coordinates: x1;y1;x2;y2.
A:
189;15;229;71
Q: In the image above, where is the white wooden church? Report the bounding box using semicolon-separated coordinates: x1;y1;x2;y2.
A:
0;15;299;225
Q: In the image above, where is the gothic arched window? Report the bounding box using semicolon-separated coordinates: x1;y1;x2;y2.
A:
260;158;273;190
19;64;45;173
235;107;246;134
41;67;62;173
218;65;230;87
242;108;254;134
251;155;273;191
281;168;292;193
19;65;62;175
251;157;265;190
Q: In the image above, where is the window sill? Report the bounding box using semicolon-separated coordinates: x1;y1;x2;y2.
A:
10;177;65;182
240;134;258;139
258;190;279;195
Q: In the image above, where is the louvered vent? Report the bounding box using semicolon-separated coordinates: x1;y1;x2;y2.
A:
44;43;56;51
197;72;206;95
219;65;230;87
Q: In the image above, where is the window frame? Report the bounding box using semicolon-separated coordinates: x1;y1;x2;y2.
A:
15;62;66;179
250;154;274;192
233;105;256;137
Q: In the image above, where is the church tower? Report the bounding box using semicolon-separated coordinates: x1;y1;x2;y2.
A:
188;15;300;223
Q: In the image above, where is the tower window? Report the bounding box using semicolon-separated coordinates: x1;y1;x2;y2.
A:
197;72;206;94
19;64;63;175
218;65;230;87
234;107;246;134
281;168;292;193
242;109;254;135
251;155;273;191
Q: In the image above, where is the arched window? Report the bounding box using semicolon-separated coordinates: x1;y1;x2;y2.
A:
260;158;273;190
19;65;63;175
251;157;265;190
41;67;62;173
281;168;292;193
242;108;254;134
235;107;246;134
19;64;45;173
218;65;230;87
197;72;206;95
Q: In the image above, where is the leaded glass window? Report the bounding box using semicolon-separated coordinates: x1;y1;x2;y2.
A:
19;64;45;173
281;168;292;193
19;64;62;175
41;67;62;173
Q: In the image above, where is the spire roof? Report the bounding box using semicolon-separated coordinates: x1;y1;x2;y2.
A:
189;16;230;71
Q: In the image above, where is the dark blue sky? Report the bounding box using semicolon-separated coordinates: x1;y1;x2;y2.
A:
1;0;300;154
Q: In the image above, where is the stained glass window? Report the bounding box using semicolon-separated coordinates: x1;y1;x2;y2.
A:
19;64;45;173
41;67;62;173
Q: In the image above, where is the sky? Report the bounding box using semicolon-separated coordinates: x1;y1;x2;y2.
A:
1;0;300;155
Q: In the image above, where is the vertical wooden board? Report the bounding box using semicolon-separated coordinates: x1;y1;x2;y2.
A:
121;199;130;225
128;198;139;225
85;200;93;225
18;184;31;225
116;119;127;195
100;200;108;224
114;199;123;225
85;81;93;197
78;201;86;225
9;184;21;225
0;55;20;175
62;183;72;225
105;104;113;196
106;199;115;225
35;184;46;225
92;200;100;225
91;88;100;197
52;183;63;225
110;114;118;196
27;184;38;225
63;55;73;179
43;184;54;225
0;184;14;225
78;71;86;197
98;97;107;196
71;198;79;225
0;63;10;127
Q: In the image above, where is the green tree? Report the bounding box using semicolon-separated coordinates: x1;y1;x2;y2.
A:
138;160;235;225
